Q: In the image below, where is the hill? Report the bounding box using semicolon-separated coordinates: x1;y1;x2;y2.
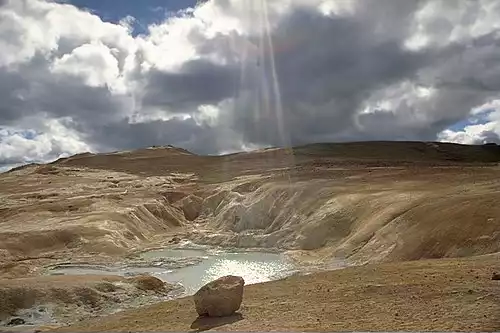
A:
2;141;500;266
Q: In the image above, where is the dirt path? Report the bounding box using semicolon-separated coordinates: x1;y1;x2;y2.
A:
59;255;500;332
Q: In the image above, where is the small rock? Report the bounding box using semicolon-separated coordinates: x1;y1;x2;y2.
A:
129;275;166;292
7;318;26;326
169;236;181;244
194;275;245;317
492;272;500;280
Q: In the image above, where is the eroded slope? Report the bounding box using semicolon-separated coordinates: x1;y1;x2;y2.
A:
1;142;500;271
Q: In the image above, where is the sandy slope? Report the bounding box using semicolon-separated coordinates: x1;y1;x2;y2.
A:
0;165;189;268
2;142;500;268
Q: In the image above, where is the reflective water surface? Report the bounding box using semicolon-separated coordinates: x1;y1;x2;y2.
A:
48;247;296;295
142;248;295;295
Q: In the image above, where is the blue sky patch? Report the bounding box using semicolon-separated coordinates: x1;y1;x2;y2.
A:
448;108;494;131
67;0;198;35
448;118;475;132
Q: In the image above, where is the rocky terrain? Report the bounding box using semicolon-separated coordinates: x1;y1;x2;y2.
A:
1;141;500;331
60;255;500;332
0;274;177;330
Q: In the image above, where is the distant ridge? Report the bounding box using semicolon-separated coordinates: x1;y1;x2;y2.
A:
42;141;500;180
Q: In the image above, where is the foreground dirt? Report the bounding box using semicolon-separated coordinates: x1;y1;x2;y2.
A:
60;255;500;332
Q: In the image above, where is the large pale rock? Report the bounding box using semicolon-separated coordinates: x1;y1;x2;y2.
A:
193;275;245;317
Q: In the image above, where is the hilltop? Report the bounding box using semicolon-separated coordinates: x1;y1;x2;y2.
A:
47;141;500;178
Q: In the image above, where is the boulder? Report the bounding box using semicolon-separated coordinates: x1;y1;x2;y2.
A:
194;275;245;317
492;272;500;280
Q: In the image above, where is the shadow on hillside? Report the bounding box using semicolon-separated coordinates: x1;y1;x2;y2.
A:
190;312;244;332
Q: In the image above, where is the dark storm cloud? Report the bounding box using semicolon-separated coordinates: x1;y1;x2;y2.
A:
33;75;129;123
477;130;500;144
141;59;240;111
135;0;433;148
0;68;31;123
387;32;500;138
232;8;430;146
92;117;204;150
169;1;500;149
134;2;433;150
85;116;242;155
0;54;129;124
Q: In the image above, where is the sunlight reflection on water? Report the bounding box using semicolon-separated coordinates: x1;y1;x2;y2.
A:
47;248;296;296
149;250;295;295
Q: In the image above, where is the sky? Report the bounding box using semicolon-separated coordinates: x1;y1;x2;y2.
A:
63;0;198;35
1;0;500;170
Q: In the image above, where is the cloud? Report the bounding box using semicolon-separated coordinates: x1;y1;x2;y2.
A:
438;124;500;145
2;0;500;168
0;118;91;166
141;60;240;111
229;5;430;146
437;99;500;144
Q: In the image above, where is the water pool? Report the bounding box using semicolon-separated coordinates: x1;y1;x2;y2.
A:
48;247;296;295
141;248;295;294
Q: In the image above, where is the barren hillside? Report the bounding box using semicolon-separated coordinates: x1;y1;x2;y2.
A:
2;141;500;266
